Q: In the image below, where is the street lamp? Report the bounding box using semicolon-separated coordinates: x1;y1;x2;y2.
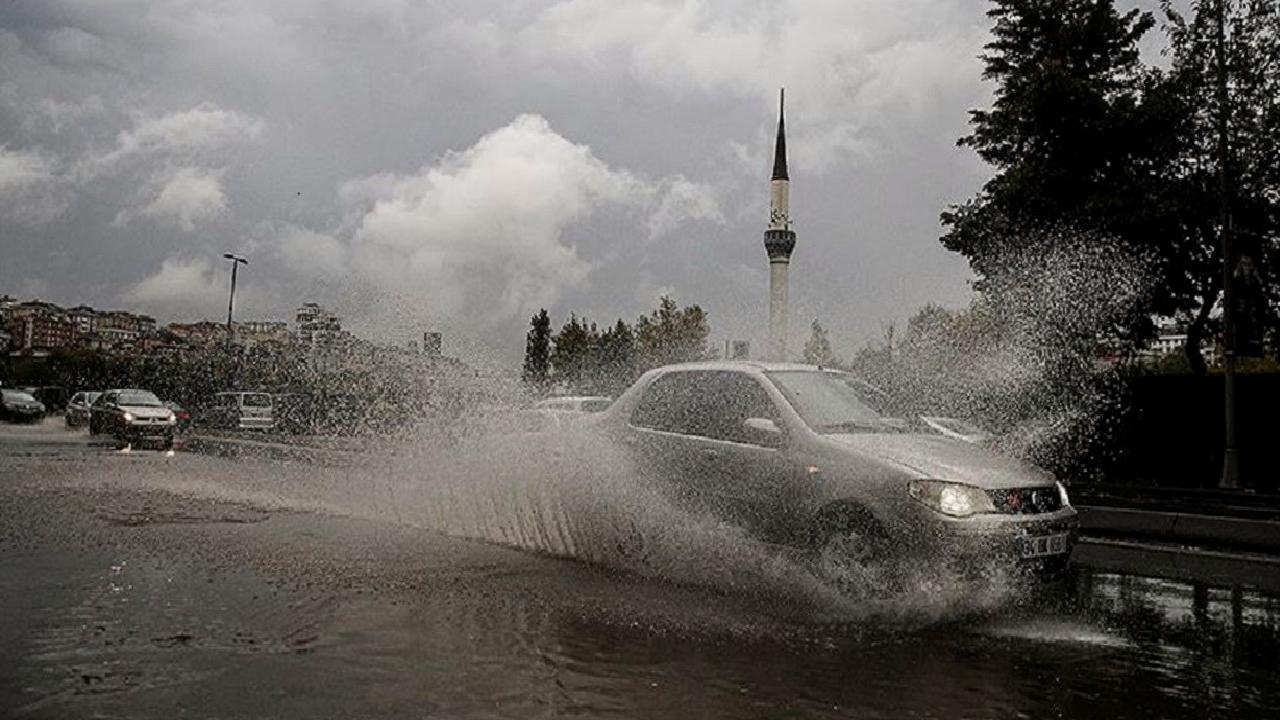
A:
223;252;248;347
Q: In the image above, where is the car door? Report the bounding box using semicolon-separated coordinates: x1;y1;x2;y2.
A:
625;371;719;511
684;371;805;544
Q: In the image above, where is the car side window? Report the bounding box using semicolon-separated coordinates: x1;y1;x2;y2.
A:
700;372;780;445
632;371;779;444
631;372;702;434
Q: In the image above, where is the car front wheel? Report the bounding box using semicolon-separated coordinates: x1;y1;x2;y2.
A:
810;505;889;566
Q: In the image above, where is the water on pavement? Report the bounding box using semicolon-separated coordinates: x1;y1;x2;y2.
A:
1;420;1277;719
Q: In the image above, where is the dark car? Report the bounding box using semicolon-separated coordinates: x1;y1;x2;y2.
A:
1;389;46;423
571;361;1078;575
89;389;178;449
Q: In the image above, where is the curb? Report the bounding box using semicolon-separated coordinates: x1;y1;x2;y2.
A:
1078;505;1280;553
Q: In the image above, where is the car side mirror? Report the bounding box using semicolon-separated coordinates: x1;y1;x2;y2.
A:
743;417;782;438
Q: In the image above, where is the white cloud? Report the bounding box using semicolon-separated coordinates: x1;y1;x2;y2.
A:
80;102;264;177
114;166;228;231
516;0;987;170
122;257;227;311
647;176;724;239
275;224;347;279
0;146;71;225
340;114;649;322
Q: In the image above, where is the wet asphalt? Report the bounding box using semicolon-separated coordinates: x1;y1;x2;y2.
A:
2;419;1278;719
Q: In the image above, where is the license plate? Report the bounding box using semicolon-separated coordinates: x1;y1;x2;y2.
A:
1018;532;1068;559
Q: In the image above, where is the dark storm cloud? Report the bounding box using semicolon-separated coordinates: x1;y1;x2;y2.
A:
0;0;1076;363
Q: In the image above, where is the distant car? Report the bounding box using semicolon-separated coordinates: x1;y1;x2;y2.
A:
89;389;178;449
572;362;1078;574
533;395;613;413
1;389;46;423
65;391;102;428
205;392;275;430
163;400;192;432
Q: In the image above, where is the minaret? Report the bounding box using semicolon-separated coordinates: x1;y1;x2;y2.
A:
764;88;796;361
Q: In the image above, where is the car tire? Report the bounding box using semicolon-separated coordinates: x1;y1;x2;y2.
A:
810;504;888;565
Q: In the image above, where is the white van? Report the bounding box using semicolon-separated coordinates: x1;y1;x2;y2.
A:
209;392;275;430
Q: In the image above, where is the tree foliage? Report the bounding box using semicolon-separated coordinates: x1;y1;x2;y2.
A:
535;296;710;396
802;319;836;366
522;308;551;387
944;0;1280;373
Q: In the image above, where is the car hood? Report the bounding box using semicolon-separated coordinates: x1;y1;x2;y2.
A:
118;404;171;419
823;432;1054;489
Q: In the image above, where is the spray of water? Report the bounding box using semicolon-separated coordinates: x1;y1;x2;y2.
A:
864;231;1157;474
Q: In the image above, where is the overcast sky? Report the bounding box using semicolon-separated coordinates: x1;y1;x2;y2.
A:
0;0;1174;366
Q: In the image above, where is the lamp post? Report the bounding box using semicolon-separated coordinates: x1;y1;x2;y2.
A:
1214;0;1239;489
223;252;248;348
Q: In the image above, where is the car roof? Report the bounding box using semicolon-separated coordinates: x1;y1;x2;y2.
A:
539;395;612;402
103;388;154;394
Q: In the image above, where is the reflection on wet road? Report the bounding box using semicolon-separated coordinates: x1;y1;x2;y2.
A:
1;423;1277;719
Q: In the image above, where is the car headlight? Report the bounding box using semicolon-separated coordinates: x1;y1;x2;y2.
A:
165;412;177;424
908;479;996;518
1056;480;1071;508
122;411;134;422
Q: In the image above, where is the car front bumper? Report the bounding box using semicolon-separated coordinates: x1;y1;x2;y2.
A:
910;507;1080;574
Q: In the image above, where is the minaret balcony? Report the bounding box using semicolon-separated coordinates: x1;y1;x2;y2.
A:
764;228;796;261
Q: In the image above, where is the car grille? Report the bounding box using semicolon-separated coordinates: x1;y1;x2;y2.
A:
989;487;1062;515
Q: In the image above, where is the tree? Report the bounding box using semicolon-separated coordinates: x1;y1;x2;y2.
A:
550;314;599;391
940;0;1166;346
802;319;836;366
1157;0;1280;369
635;296;710;370
595;319;637;396
946;0;1280;374
522;309;551;388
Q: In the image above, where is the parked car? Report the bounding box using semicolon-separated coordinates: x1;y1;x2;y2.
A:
204;392;275;430
1;388;46;423
65;391;101;428
574;362;1078;574
163;400;192;432
89;389;178;449
533;395;613;413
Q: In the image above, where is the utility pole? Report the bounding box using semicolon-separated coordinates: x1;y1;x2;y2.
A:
223;252;248;349
1216;0;1239;489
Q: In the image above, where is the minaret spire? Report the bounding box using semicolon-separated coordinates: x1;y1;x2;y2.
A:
772;88;788;181
763;88;796;361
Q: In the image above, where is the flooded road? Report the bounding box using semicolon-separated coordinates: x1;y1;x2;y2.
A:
2;422;1278;719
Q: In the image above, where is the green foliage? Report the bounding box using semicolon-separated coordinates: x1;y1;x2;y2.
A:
534;296;709;396
522;308;551;387
946;0;1280;373
549;314;598;389
635;296;710;371
802;319;836;366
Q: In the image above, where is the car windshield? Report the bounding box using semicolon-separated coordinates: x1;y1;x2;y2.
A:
766;371;903;434
243;393;272;407
117;390;162;406
85;392;101;404
2;390;37;402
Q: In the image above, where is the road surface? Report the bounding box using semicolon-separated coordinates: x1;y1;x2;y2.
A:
2;419;1277;719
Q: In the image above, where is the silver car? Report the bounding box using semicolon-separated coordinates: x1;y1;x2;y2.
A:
582;361;1078;573
65;391;101;428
